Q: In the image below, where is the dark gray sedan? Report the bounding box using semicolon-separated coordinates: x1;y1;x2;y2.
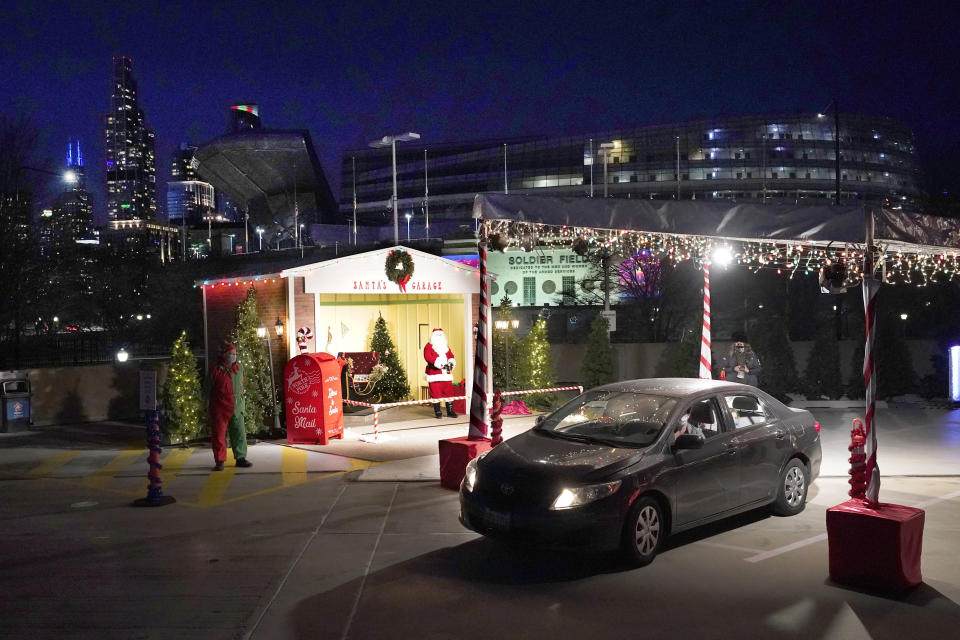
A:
459;378;822;565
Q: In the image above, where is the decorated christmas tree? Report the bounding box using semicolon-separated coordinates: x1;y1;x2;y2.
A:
370;314;410;402
519;317;556;408
161;331;205;444
581;314;614;390
229;287;275;434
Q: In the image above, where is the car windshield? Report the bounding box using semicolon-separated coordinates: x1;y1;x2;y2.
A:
536;390;677;447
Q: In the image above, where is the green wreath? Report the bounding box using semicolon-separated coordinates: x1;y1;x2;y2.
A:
384;249;414;284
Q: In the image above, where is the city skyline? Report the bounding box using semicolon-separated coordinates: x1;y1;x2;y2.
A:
4;1;959;224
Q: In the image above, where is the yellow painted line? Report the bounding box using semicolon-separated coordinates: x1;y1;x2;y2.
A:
159;448;195;485
195;450;237;507
84;450;143;488
28;451;81;477
282;446;309;486
349;458;378;471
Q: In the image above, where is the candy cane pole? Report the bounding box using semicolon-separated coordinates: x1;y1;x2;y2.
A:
699;262;713;379
469;234;489;440
133;408;175;507
490;390;504;445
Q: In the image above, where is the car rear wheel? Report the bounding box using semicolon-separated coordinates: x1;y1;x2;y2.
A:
773;458;808;516
621;496;664;567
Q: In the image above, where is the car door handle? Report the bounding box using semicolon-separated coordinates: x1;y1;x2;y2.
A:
774;430;786;439
723;444;737;456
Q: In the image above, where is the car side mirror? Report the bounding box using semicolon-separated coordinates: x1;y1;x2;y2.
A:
535;415;545;426
673;433;705;451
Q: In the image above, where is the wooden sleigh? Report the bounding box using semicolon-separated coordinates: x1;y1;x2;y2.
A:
341;351;384;402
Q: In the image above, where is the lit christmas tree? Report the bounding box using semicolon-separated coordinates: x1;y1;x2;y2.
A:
229;287;274;434
370;314;410;402
161;330;205;444
581;314;614;390
519;317;556;408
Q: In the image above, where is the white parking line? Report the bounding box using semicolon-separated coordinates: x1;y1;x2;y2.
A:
911;488;960;509
745;487;960;563
745;533;828;563
697;541;764;554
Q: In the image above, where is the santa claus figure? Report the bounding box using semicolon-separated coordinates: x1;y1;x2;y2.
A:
423;328;458;418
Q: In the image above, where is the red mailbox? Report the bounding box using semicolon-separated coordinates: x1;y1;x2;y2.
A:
284;352;346;445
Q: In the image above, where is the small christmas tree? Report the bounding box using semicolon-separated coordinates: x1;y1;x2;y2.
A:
161;331;205;444
229;287;275;434
519;317;556;408
662;332;700;378
752;316;801;403
805;322;843;400
581;314;614;390
875;309;917;398
370;314;410;402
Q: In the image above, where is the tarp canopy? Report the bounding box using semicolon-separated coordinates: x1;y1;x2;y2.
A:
473;193;960;252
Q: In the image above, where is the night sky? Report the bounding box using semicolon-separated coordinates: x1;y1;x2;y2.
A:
5;0;958;223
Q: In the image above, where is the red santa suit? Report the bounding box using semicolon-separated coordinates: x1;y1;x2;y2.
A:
424;328;458;418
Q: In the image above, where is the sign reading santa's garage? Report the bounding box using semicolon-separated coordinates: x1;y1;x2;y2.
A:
284;353;345;445
288;247;482;296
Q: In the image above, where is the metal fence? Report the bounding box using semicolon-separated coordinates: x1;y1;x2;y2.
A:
0;333;174;369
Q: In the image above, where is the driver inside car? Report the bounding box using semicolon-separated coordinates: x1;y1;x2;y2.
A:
674;401;716;439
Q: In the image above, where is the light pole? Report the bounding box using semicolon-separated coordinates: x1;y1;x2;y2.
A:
494;318;520;390
818;100;842;206
369;132;421;245
405;213;411;240
257;321;283;431
256;226;264;251
599;142;617;198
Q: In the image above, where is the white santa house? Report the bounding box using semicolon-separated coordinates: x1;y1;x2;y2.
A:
198;246;494;414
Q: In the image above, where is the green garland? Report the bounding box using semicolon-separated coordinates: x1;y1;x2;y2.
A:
385;249;414;284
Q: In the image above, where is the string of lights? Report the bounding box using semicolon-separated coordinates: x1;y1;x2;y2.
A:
484;220;960;285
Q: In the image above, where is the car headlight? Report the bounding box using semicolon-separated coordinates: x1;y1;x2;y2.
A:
550;480;622;510
463;451;489;493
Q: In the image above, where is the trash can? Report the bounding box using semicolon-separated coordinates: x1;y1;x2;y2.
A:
1;371;31;433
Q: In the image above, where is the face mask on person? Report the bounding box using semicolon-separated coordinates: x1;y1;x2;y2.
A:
735;344;745;352
227;353;237;364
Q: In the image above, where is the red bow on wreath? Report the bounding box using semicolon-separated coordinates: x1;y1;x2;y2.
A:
398;273;411;292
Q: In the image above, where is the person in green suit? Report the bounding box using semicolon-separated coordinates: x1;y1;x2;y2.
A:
208;342;252;471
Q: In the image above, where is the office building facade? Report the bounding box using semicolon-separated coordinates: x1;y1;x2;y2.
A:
105;56;157;221
167;143;216;226
341;113;921;226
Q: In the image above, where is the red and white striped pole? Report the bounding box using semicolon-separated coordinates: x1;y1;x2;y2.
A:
699;262;713;379
862;210;881;506
469;236;489;440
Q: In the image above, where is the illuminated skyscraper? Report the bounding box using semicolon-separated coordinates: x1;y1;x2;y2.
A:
104;56;157;221
51;139;95;248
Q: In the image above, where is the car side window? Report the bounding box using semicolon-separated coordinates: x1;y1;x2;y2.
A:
676;398;721;439
723;394;771;429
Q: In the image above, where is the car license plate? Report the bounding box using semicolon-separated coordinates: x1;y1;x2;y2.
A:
482;508;510;532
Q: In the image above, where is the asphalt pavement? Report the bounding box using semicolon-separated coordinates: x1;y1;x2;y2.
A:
1;406;959;639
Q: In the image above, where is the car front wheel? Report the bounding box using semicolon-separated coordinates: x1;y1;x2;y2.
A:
773;458;808;516
621;496;664;567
